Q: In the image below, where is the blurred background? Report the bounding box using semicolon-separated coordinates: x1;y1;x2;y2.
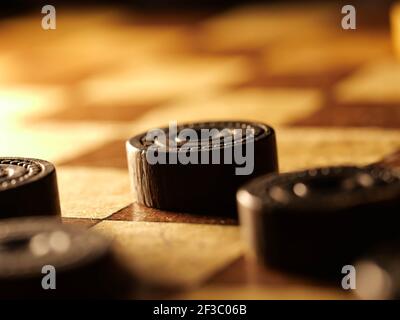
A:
1;0;399;168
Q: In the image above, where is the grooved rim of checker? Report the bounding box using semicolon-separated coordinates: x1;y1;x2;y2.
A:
240;166;400;212
0;158;58;193
135;121;270;152
0;218;111;278
0;159;43;190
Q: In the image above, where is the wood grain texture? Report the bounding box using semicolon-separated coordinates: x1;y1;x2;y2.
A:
93;220;243;289
58;167;132;219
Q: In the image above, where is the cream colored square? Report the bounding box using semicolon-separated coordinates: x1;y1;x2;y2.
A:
0;84;66;125
94;221;243;288
126;88;323;134
276;127;400;172
58;167;132;220
0;122;126;165
335;59;400;103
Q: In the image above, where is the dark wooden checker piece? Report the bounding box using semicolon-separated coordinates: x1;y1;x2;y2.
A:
0;158;61;219
237;165;400;280
0;217;133;299
126;121;278;217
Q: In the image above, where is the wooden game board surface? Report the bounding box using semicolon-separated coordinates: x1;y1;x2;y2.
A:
0;2;399;299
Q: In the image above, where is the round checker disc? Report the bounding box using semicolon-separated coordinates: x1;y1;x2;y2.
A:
0;158;61;219
237;166;400;279
126;121;278;216
0;217;132;298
